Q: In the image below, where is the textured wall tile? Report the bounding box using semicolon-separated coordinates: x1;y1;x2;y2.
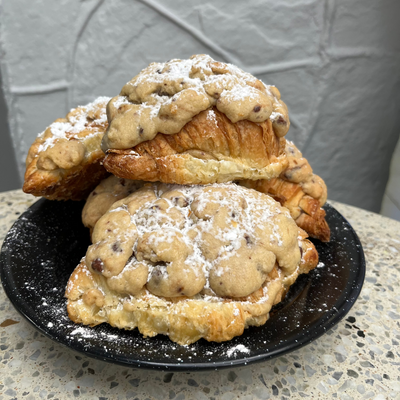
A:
1;0;79;86
303;58;400;211
70;0;216;103
331;0;400;52
263;67;321;148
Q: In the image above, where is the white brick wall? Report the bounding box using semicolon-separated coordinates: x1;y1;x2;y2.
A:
0;0;399;212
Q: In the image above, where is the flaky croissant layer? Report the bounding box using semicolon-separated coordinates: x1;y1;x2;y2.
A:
103;107;288;185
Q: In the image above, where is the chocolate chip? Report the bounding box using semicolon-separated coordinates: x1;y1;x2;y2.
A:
154;262;166;267
257;264;265;272
253;105;261;112
177;287;184;293
151;269;162;284
91;258;104;273
138;127;144;135
112;242;123;253
173;197;188;207
276;115;286;125
118;104;128;111
284;165;302;180
244;234;253;245
156;89;169;96
156;69;162;74
119;179;126;186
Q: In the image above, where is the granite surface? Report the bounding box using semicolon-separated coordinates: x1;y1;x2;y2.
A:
0;190;399;400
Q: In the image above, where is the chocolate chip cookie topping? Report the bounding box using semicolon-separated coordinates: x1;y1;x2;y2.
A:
34;97;110;171
102;55;290;151
85;183;301;300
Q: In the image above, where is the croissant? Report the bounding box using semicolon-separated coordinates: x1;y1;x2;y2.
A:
101;54;291;185
22;97;110;200
66;182;318;345
66;261;287;345
103;107;288;184
240;140;330;242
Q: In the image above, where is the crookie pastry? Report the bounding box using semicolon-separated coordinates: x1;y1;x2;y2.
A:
21;54;329;345
101;54;290;184
240;141;330;241
66;183;318;345
23;97;110;200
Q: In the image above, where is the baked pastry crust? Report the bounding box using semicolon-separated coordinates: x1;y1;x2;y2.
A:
102;54;290;185
22;97;110;200
66;183;318;344
103;107;288;184
240;140;330;242
66;261;286;345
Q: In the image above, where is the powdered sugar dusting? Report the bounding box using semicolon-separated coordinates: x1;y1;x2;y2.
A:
103;54;289;150
88;182;302;303
206;108;218;124
112;95;130;109
269;111;284;121
38;96;110;152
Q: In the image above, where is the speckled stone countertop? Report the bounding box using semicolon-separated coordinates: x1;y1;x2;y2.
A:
0;190;399;400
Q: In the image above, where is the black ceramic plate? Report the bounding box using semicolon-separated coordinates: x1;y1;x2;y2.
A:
0;199;365;371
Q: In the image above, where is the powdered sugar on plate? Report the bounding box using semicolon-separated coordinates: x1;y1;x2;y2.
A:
226;344;251;357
